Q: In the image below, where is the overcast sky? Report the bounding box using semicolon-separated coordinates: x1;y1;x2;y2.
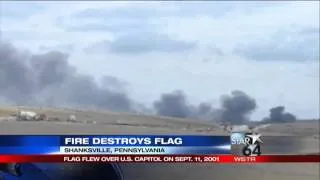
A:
0;1;319;120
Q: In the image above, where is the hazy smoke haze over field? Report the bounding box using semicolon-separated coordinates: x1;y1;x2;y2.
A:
0;41;304;123
0;42;134;112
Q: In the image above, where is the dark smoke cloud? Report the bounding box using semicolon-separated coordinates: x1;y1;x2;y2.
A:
219;90;257;124
153;90;192;118
197;102;212;115
153;90;217;119
263;106;297;123
0;42;134;112
1;41;300;123
153;90;256;124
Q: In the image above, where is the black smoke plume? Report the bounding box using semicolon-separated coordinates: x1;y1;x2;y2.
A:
263;106;297;123
0;42;134;112
153;90;218;119
153;90;257;124
219;90;257;124
153;90;192;118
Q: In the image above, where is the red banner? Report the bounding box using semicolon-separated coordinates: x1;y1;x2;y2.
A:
0;155;318;163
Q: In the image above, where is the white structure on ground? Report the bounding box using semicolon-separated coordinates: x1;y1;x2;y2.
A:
16;111;37;121
68;115;76;121
221;123;271;133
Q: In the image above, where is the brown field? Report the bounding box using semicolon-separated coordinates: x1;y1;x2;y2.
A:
0;106;319;180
